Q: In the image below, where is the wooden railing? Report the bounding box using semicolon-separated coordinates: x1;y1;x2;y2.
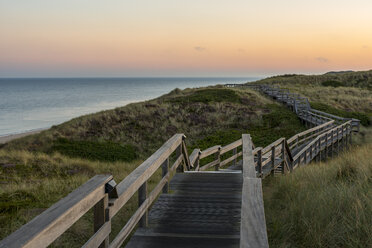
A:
240;134;269;247
190;138;243;171
0;134;191;248
0;84;358;248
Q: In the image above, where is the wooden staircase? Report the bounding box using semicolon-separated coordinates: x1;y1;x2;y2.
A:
126;172;242;248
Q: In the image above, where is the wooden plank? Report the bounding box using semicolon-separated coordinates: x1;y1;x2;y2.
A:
110;134;183;217
138;182;148;227
0;175;112;248
220;151;243;167
240;178;269;248
94;195;109;248
242;134;256;178
199;145;221;159
82;221;111;248
261;138;284;154
220;139;242;154
287;120;334;143
182;140;192;169
189;149;200;166
162;158;169;193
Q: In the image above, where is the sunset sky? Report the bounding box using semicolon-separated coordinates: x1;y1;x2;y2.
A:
1;0;372;77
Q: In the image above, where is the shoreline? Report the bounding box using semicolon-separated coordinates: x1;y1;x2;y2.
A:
0;128;47;144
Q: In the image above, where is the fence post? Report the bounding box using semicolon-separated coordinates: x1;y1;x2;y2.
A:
176;144;183;172
281;140;286;174
325;132;328;160
162;158;169;193
330;130;334;157
349;124;353;145
233;147;237;166
215;148;221;171
270;146;275;176
336;127;340;154
94;195;109;248
316;138;321;162
138;182;148;227
257;149;262;177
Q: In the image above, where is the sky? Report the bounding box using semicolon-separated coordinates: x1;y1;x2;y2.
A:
0;0;372;77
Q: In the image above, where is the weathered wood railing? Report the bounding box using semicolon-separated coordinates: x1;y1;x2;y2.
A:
0;134;191;248
190;138;243;171
0;175;114;248
240;134;269;247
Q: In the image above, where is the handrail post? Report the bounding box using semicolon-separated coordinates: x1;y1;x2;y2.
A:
215;147;221;171
94;195;109;248
349;123;353;145
336;127;340;154
138;182;148;227
162;158;169;193
233;147;237;166
176;144;183;172
270;146;275;176
281;140;285;174
257;149;262;177
325;131;328;160
330;130;334;157
317;138;321;162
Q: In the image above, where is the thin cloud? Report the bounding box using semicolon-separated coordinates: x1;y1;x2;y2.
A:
315;57;329;63
194;46;206;52
362;45;369;49
237;48;246;53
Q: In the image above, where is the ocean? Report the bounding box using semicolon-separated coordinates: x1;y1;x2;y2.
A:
0;77;259;136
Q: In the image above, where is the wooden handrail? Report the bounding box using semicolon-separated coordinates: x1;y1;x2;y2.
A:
0;175;113;248
110;133;184;217
240;134;269;247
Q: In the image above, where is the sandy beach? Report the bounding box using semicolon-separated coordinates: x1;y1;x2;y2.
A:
0;128;47;144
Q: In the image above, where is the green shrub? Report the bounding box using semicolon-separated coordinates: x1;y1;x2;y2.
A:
51;138;137;162
250;104;306;146
321;80;345;87
168;88;240;104
311;102;371;126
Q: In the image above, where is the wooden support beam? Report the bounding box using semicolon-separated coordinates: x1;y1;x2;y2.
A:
161;158;169;193
94;195;109;248
270;146;275;177
138;182;147;227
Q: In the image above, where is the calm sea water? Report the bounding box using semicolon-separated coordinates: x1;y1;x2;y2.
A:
0;77;259;136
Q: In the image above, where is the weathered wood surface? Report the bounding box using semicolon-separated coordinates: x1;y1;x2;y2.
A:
199;145;221;159
240;179;269;248
126;172;243;248
242;134;256;178
240;134;269;247
0;175;112;248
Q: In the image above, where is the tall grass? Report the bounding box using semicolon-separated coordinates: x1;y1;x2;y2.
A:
263;130;372;248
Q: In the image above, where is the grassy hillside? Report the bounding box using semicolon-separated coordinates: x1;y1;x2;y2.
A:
2;86;305;161
0;86;307;244
253;70;372;125
263;127;372;248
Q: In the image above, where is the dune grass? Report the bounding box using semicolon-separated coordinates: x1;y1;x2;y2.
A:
263;129;372;248
254;70;372;116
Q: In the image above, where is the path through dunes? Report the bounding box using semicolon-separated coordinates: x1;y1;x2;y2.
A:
0;85;358;248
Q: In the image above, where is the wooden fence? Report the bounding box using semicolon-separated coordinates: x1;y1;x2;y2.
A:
0;84;358;248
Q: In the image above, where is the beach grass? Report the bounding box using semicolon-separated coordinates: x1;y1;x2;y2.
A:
263;128;372;248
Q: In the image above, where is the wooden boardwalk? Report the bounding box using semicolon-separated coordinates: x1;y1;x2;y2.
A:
0;84;359;248
126;172;242;248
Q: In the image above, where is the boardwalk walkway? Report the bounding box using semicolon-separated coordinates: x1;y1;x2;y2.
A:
0;84;359;248
126;172;242;248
